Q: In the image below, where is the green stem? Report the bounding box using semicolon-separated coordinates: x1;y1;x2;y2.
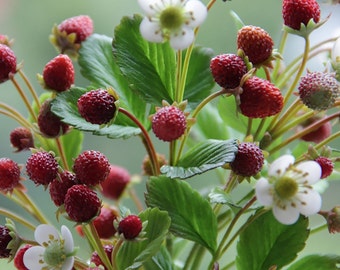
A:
272;31;288;81
0;102;33;128
127;186;144;212
246;118;252;138
55;137;69;171
183;243;201;270
310;223;327;235
0;208;36;231
175;50;183;102
18;69;41;109
111;239;124;270
315;130;340;151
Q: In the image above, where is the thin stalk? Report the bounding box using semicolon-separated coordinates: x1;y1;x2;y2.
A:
253;118;267;141
128;186;144;212
73;258;92;269
55;137;69;171
175;50;183;102
246;118;252;138
206;0;217;10
183;243;201;270
169;140;177;166
18;69;41;109
111;239;124;270
272;31;288;81
315;130;340;151
0;102;33;128
0;208;36;231
0;109;32;128
310;223;327;235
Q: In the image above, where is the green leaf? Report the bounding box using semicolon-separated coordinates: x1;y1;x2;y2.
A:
78;33;148;125
287;254;340;270
143;246;174;270
51;87;141;139
236;211;309;270
116;208;171;270
112;14;176;105
161;139;238;179
145;176;218;254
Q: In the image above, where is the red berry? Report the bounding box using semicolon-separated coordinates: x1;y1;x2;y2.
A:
10;127;34;152
38;99;69;138
26;151;59;186
298;72;340;110
282;0;320;30
237;25;274;65
240;76;284;118
152;106;187;142
77;89;117;125
42;54;74;92
14;244;32;270
90;244;114;270
73;150;110;186
64;184;101;222
93;207;118;239
58;15;93;44
0;158;21;193
118;215;142;240
0;44;16;83
300;117;332;143
0;225;12;258
315;156;334;179
49;171;77;206
100;165;131;200
210;54;247;89
230;142;264;177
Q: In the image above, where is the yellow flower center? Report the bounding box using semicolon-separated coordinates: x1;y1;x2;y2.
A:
159;6;185;30
274;176;298;200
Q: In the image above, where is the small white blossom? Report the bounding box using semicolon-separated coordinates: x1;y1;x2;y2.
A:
138;0;207;50
23;224;76;270
255;155;322;225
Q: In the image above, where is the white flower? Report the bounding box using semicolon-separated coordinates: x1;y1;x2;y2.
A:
255;155;322;225
23;224;76;270
138;0;207;50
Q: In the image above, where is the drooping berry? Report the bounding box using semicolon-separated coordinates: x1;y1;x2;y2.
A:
9;127;34;152
282;0;321;30
37;99;69;138
14;244;32;270
118;215;143;240
26;151;59;186
42;54;74;92
100;165;131;200
77;89;117;125
64;184;101;223
93;207;118;239
142;153;167;176
0;225;12;258
230;142;264;177
210;54;247;89
315;156;334;179
237;25;274;65
73;150;110;186
152;106;187;142
58;15;93;44
0;158;21;193
0;44;16;83
300;116;332;143
240;76;284;118
49;171;77;206
90;244;114;270
298;72;340;110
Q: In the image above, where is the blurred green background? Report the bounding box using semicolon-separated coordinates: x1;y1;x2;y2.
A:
0;0;340;269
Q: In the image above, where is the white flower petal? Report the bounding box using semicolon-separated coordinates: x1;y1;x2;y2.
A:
139;18;164;43
255;178;273;206
23;246;47;270
137;0;159;15
295;161;321;184
268;155;295;177
34;224;59;246
332;36;340;62
272;204;300;225
61;225;74;253
296;189;322;216
184;0;207;27
62;257;75;270
169;27;194;50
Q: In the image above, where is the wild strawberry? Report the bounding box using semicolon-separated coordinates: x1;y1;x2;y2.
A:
64;184;101;223
77;89;117;125
73;150;110;186
10;127;34;152
49;171;77;206
152;106;187;142
14;244;32;270
0;44;16;83
142;153;167;176
0;158;21;193
42;54;74;92
100;165;131;200
0;225;12;258
239;76;284;118
37;99;69;138
300;116;332;143
58;15;93;44
90;244;114;270
210;54;247;89
282;0;320;30
298;72;340;110
230;142;264;177
237;25;274;65
26;151;59;186
93;207;118;239
315;156;334;179
117;215;142;240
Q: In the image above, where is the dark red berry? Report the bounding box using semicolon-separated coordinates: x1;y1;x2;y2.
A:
0;44;16;83
0;225;12;258
77;89;117;125
26;151;58;186
58;15;93;44
300;117;332;143
230;142;264;177
0;158;21;193
90;244;114;270
315;156;334;179
118;215;142;240
10;127;34;152
14;244;32;270
73;150;110;186
93;207;118;239
49;171;77;206
64;184;101;223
